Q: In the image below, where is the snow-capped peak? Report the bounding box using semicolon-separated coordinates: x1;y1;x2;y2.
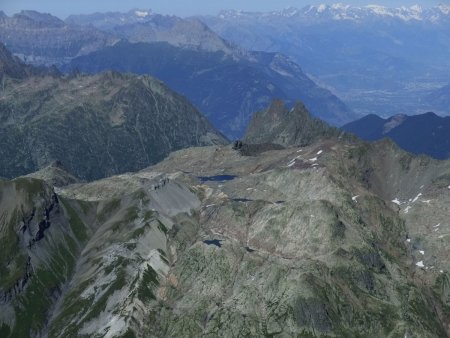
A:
331;3;350;11
215;4;450;23
135;10;151;18
438;4;450;15
366;5;392;16
317;4;327;13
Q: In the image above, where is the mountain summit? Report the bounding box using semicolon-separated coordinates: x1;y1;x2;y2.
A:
0;43;226;180
244;99;344;147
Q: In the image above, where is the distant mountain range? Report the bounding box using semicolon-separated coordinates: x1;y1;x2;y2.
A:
0;9;355;139
342;112;450;159
427;83;450;112
199;4;450;118
67;10;240;56
0;10;118;66
215;4;450;22
62;40;354;138
0;43;226;180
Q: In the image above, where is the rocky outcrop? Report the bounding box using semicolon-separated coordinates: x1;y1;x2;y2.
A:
244;99;347;147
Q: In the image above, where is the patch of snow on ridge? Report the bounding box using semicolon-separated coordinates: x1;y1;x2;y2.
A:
366;5;392;16
331;3;350;11
410;5;423;13
416;261;425;268
392;198;401;205
438;4;450;15
135;10;150;17
412;193;422;203
317;4;327;13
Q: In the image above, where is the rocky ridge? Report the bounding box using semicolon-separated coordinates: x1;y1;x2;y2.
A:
1;101;450;337
0;43;227;180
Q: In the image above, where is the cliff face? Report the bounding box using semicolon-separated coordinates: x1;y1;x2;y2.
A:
0;10;118;66
0;44;227;181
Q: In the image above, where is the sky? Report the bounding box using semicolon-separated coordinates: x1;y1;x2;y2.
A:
1;0;448;18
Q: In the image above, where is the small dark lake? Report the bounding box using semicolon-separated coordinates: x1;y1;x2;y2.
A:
233;198;253;202
198;175;237;183
203;239;223;247
245;246;255;253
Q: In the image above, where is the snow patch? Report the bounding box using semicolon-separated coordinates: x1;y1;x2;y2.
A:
317;150;323;155
135;10;150;17
412;193;422;203
317;4;327;13
404;206;412;214
366;5;391;16
416;261;425;268
309;157;318;162
352;195;359;202
392;198;401;205
419;250;425;255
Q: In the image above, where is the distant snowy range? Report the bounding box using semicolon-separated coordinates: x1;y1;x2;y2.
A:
200;3;450;118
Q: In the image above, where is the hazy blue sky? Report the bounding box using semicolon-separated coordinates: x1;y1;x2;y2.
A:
2;0;448;18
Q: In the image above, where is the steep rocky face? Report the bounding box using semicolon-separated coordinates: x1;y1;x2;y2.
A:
0;171;201;337
0;45;227;181
63;41;354;138
244;99;346;147
0;177;88;337
1;133;450;337
342;112;450;159
0;11;118;66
